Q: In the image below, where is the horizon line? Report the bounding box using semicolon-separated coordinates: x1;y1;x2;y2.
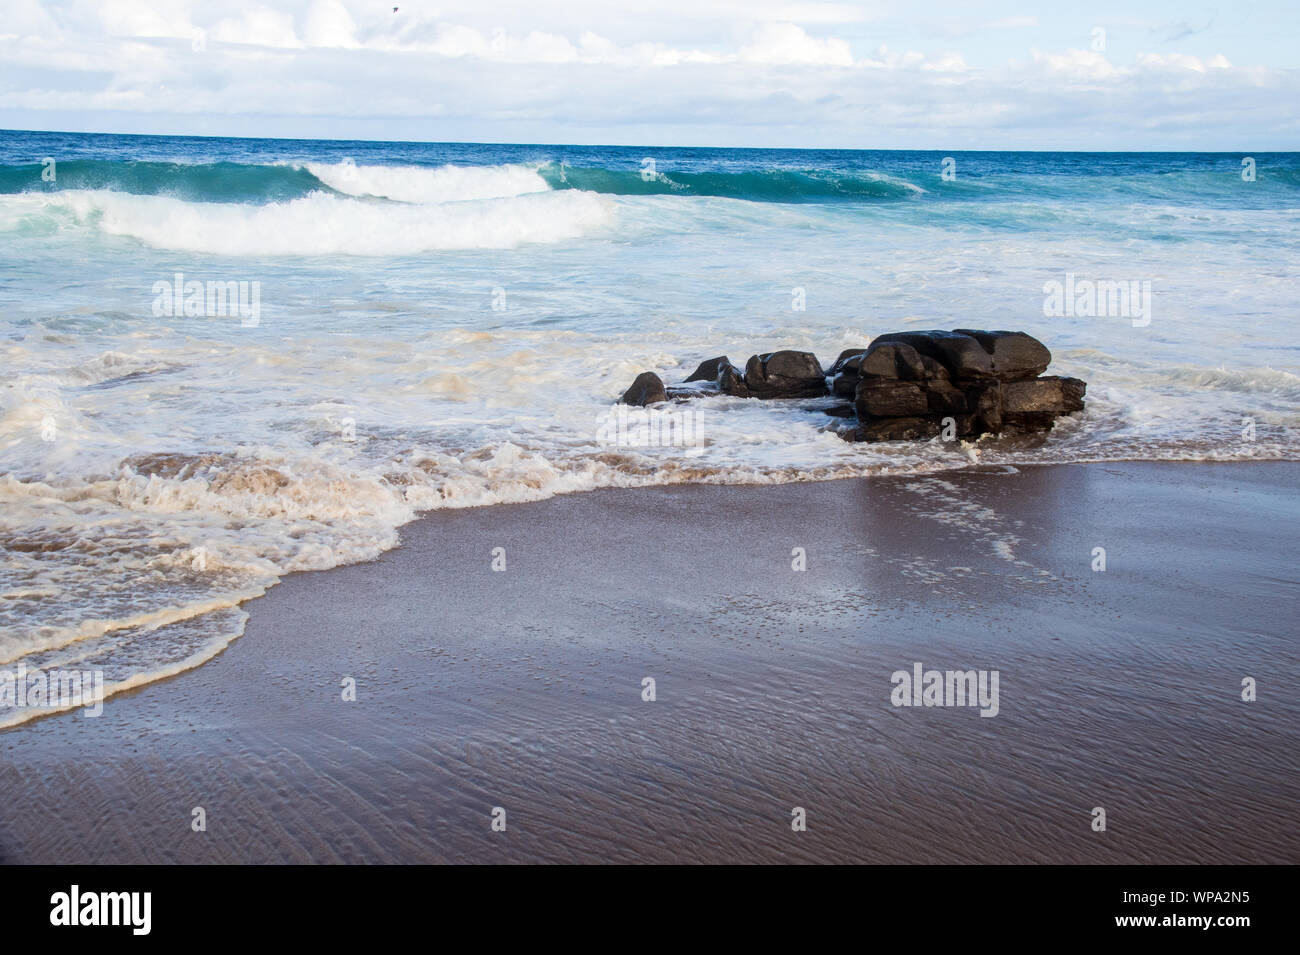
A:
0;125;1292;154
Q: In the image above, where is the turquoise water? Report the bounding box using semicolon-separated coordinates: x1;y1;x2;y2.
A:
2;129;1298;720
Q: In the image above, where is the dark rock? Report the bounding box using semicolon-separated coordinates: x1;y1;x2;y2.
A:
950;415;981;437
624;329;1081;446
620;371;667;406
831;375;859;398
1000;378;1063;414
855;380;928;418
684;356;731;383
1002;411;1060;434
743;350;827;398
1000;376;1086;415
830;348;870;374
964;381;1003;434
681;354;752;396
829;351;871;396
831;341;939;396
861;341;927;380
954;329;1051;380
849;416;944;442
1059;376;1087;413
765;350;823;380
924;379;968;416
717;362;750;397
871;330;995;380
919;356;951;380
665;384;706;401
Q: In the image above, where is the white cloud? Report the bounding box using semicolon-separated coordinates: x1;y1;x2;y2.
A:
861;45;927;69
95;0;194;38
1030;48;1119;80
210;6;302;48
738;22;853;66
1136;52;1233;73
302;0;356;48
0;0;1294;148
921;51;967;73
426;24;490;58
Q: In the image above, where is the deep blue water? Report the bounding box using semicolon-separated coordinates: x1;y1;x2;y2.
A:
3;129;1298;207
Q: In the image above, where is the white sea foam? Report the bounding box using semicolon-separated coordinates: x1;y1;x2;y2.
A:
0;188;614;255
302;161;551;204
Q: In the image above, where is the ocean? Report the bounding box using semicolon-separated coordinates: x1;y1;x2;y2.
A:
1;129;1298;723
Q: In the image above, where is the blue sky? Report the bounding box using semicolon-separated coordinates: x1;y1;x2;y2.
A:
2;0;1298;148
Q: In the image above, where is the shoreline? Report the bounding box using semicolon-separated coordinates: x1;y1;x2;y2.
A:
3;460;1298;864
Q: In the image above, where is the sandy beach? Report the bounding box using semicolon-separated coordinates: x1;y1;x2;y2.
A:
2;460;1297;864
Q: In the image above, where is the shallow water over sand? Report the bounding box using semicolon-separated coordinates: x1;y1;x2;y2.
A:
3;463;1296;863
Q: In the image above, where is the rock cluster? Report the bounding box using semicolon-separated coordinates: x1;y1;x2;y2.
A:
620;329;1085;442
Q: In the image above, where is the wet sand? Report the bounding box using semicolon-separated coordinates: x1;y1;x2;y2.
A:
2;461;1298;864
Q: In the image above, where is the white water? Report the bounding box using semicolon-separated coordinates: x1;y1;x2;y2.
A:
11;184;614;255
302;160;551;203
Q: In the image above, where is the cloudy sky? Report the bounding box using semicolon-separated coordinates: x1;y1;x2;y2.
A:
2;0;1297;148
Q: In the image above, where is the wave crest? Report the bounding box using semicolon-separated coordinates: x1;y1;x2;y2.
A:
302;161;550;203
6;187;614;255
539;162;925;201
